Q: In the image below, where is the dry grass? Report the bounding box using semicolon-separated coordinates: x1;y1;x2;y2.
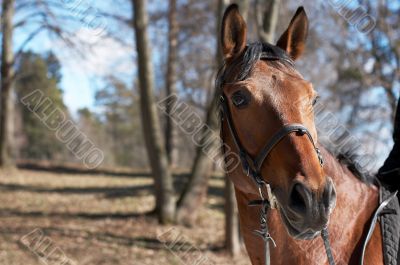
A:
0;169;250;265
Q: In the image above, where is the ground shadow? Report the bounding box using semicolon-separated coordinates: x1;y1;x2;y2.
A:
0;183;153;198
0;208;153;220
0;180;225;199
17;162;153;178
0;225;224;252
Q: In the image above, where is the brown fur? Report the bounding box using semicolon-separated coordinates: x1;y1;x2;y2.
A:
220;5;383;265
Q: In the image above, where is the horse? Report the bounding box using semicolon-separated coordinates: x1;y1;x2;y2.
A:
218;4;389;265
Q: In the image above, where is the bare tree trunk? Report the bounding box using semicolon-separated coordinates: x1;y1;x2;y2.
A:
164;0;179;167
237;1;249;21
132;0;176;224
175;99;219;225
256;0;281;43
0;0;15;168
384;88;398;123
175;0;230;226
225;178;240;256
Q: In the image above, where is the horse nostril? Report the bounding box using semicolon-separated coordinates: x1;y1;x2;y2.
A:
289;183;310;214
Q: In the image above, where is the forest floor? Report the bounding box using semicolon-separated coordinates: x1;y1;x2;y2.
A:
0;169;250;265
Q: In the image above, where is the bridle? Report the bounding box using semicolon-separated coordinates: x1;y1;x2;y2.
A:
220;92;324;192
220;95;334;265
218;45;335;265
220;93;324;203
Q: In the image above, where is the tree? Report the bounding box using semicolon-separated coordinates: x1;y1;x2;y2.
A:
313;0;399;162
132;0;176;223
0;0;105;168
256;0;281;43
94;77;147;167
175;0;231;226
0;0;16;167
15;52;68;161
164;0;179;167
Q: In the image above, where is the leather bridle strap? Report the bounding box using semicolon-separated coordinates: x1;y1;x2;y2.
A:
220;94;264;186
254;124;323;172
321;228;336;265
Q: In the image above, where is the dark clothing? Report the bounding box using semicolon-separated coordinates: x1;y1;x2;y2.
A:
378;97;400;263
378;97;400;199
379;187;400;265
394;97;400;142
379;141;400;190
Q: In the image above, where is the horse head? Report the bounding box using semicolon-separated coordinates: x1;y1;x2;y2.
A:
219;4;336;240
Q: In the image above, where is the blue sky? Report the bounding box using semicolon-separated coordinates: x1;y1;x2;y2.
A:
12;0;171;116
13;0;134;115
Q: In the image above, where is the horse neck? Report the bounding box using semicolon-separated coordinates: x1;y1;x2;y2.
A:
233;145;379;264
319;145;379;219
310;146;380;263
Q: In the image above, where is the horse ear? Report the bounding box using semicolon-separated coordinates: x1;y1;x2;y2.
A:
221;4;247;60
276;7;309;61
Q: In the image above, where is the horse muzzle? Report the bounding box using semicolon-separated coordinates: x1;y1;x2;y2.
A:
278;177;337;240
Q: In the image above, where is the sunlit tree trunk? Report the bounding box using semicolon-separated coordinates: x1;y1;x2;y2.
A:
225;178;240;256
132;0;176;223
256;0;281;43
0;0;15;168
165;0;179;167
176;0;231;226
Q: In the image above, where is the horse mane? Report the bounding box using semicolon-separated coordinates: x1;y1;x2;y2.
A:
215;41;295;91
327;145;377;185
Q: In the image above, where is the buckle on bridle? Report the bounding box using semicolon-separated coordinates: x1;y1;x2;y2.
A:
296;128;307;136
266;184;277;209
258;183;277;209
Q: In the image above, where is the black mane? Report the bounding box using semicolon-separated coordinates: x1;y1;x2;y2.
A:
216;42;294;90
334;147;376;185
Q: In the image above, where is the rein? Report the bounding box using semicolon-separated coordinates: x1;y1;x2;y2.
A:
218;46;335;265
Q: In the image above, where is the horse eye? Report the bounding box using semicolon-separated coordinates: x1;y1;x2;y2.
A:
312;96;320;106
231;92;249;108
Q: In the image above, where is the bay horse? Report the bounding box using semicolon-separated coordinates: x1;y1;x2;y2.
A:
219;4;388;265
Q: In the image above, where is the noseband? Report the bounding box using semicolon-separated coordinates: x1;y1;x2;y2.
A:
219;44;335;265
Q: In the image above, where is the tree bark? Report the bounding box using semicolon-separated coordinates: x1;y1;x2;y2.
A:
256;0;281;43
237;0;249;22
132;0;176;223
175;0;230;226
164;0;179;167
175;96;220;225
225;177;240;256
0;0;16;168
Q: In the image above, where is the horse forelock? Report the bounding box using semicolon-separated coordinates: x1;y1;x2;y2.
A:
216;41;296;118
